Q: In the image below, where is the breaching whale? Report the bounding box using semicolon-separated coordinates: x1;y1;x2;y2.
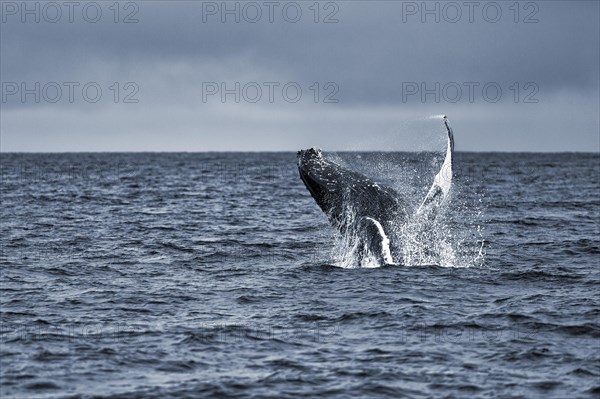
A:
297;116;455;266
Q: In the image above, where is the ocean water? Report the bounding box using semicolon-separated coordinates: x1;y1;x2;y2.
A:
1;152;598;398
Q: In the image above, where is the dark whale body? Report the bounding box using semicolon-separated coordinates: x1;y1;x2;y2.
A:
297;117;455;266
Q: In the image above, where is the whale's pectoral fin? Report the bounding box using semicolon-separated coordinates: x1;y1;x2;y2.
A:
356;217;394;265
417;116;455;215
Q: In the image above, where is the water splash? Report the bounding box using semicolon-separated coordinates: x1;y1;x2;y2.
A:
329;153;485;269
428;114;447;120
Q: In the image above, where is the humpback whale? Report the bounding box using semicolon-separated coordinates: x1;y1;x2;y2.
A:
297;116;455;266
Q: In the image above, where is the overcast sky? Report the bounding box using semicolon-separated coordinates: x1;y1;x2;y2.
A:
1;0;598;152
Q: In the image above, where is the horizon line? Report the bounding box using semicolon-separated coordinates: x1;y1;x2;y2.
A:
1;150;599;155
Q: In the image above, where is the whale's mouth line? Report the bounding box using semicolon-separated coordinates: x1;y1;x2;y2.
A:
297;150;329;202
298;169;318;199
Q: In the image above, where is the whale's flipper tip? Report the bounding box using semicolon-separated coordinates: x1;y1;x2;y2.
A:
416;116;455;215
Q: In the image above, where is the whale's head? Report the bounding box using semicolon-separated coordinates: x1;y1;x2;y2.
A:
297;147;323;164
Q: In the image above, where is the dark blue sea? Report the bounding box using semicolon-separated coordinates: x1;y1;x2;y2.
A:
1;152;599;398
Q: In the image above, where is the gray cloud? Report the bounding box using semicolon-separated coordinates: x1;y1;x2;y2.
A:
1;0;598;151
